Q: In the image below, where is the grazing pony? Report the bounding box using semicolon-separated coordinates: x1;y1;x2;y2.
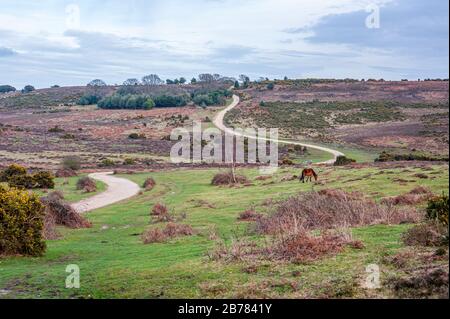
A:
299;168;318;183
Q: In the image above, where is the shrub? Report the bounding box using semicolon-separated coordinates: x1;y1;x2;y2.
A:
142;223;194;244
21;85;35;93
211;171;249;186
0;184;46;256
128;133;146;139
76;177;97;193
61;156;82;171
48;125;64;133
381;187;433;206
255;190;422;235
32;171;55;189
143;177;156;191
41;195;91;229
0;85;16;93
55;168;78;178
238;209;261;221
78;94;101;105
402;223;448;247
334;156;356;166
426;194;449;226
98;158;116;167
0;164;27;181
151;203;168;216
123;158;136;165
266;83;275;90
7;173;35;189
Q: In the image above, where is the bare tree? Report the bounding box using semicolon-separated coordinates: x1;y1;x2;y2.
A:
142;74;163;85
123;78;140;86
198;73;215;83
87;79;107;87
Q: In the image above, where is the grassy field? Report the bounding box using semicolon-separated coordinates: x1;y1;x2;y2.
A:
0;164;448;298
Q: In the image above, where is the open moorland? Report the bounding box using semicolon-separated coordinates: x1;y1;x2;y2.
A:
225;80;449;158
0;79;448;299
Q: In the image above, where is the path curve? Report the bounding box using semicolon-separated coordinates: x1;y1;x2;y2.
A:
213;95;345;164
72;172;141;213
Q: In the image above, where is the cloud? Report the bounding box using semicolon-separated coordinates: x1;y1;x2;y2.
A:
0;47;17;57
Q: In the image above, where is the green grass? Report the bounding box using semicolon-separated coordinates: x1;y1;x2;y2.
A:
33;175;106;203
0;164;448;298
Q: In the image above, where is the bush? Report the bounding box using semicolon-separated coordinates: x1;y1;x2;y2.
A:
143;177;156;191
238;209;261;221
142;223;194;244
0;85;16;93
154;95;188;107
334;156;356;166
0;184;46;256
381;187;433;206
61;156;82;171
426;194;449;226
48;126;64;133
266;83;275;90
211;171;249;186
151;203;168;216
402;223;448;247
123;158;136;165
98;94;155;110
41;195;91;229
255;190;422;235
55;168;78;178
128;133;146;139
375;151;449;162
0;164;27;180
78;94;101;105
76;177;97;193
32;171;55;189
21;85;35;93
98;158;116;167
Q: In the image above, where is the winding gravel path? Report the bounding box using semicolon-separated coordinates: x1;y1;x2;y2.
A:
213;94;344;164
72;172;141;213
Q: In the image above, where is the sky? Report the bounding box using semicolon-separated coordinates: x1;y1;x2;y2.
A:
0;0;448;88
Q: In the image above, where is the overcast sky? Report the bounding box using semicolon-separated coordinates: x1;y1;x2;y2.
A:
0;0;448;88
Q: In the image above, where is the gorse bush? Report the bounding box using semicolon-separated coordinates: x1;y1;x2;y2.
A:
334;156;356;166
0;184;46;256
426;194;449;226
0;164;54;189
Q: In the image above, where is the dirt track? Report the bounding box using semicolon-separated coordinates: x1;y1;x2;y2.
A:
213;95;344;164
71;172;141;213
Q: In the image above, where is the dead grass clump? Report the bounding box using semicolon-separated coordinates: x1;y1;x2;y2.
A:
151;203;168;216
211;171;249;186
142;223;194;244
255;190;421;235
55;169;77;178
41;195;91;229
414;173;429;179
238;209;262;221
43;211;60;240
266;231;351;263
143;177;156;191
402;222;448;247
387;266;449;299
76;177;97;193
381;187;433;206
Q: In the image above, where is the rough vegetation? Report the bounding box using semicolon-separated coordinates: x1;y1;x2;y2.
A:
0;184;46;256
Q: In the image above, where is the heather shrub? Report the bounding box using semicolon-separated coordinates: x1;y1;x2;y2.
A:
142;223;194;244
381;187;433;206
151;203;168;216
143;177;156;191
211;171;249;186
76;177;97;193
255;190;421;235
55;168;78;178
61;156;82;171
0;184;46;256
334;156;356;166
238;209;261;221
402;223;448;247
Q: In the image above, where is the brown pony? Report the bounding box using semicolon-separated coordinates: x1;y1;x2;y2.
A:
299;168;318;183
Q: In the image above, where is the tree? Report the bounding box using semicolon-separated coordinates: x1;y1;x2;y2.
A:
87;79;107;87
174;79;180;85
234;81;240;89
213;74;222;81
21;85;35;93
142;74;163;85
198;73;215;83
0;85;16;93
123;78;140;86
191;77;197;84
266;82;274;90
239;74;250;88
166;79;175;85
284;76;289;81
51;85;60;88
179;77;187;84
